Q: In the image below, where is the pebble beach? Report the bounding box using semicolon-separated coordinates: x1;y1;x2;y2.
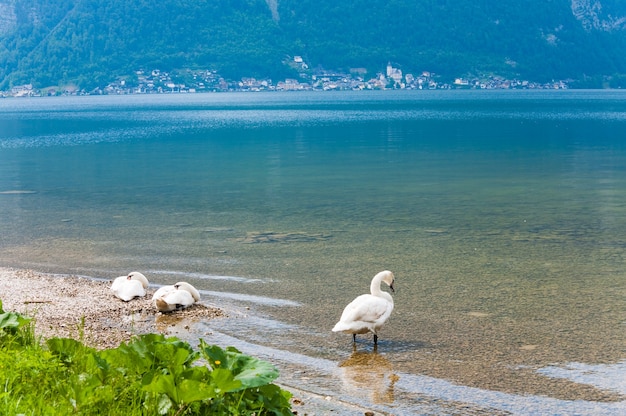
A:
0;267;224;349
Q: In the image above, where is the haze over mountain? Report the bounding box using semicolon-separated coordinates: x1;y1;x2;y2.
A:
1;0;625;90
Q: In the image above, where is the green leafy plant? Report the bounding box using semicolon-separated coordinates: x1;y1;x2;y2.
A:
0;300;31;333
0;299;293;415
199;340;292;414
0;299;34;346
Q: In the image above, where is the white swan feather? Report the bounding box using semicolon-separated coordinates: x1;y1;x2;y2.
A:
332;270;395;345
110;271;149;301
152;281;200;312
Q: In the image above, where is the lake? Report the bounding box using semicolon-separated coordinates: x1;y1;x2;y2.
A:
1;90;625;414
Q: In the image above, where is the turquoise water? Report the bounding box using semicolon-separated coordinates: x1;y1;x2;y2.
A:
1;90;625;414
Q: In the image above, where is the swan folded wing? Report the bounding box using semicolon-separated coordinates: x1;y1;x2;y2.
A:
110;276;127;293
155;289;195;312
347;295;391;323
333;295;391;332
151;285;175;300
112;279;146;301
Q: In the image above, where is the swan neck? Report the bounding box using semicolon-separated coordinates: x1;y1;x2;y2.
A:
370;274;384;296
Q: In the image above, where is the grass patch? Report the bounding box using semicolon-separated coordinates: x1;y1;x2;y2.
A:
0;299;292;415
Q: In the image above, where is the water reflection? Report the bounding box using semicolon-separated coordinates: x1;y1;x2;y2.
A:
338;348;399;404
155;311;185;332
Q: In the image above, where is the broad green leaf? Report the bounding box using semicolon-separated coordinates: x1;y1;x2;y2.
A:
255;384;294;416
46;337;93;364
99;346;145;375
199;340;279;389
199;340;230;368
211;367;242;393
181;366;211;382
86;352;112;382
234;358;279;389
0;312;20;330
177;379;215;403
0;310;31;331
66;372;110;409
142;372;179;403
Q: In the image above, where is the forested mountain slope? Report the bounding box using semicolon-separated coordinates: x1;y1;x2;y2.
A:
1;0;625;90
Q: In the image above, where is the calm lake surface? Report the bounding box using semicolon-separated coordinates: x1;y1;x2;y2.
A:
1;90;625;414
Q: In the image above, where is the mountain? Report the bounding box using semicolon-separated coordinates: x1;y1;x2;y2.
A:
1;0;625;90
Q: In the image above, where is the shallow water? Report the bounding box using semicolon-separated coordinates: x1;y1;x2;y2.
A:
1;90;625;414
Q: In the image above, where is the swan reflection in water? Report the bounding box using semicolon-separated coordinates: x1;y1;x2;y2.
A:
338;348;399;404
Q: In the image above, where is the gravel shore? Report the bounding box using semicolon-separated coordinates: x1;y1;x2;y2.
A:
2;267;624;415
0;267;224;349
0;267;370;414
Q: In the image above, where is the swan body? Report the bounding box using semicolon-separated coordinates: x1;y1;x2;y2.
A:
110;271;149;301
332;270;395;345
152;284;175;300
152;281;200;312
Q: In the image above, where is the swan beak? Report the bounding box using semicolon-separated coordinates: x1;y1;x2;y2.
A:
390;281;395;293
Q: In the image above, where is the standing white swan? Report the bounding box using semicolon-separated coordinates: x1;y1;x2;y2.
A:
110;271;149;301
152;281;201;312
332;270;395;345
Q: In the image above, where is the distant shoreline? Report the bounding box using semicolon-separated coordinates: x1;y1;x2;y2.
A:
2;75;575;98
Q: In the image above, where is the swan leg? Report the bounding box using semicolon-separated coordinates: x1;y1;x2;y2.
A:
352;334;357;343
374;334;378;345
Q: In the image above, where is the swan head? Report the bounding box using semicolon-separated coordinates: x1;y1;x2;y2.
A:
127;271;149;288
173;281;201;301
378;270;395;293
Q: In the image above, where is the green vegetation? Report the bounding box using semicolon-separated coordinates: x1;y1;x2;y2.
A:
0;299;293;415
1;0;625;89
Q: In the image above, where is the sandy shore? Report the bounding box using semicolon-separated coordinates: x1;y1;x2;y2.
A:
0;267;224;349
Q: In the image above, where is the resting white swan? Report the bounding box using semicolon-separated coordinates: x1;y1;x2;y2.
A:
332;270;395;345
152;281;201;312
110;271;149;301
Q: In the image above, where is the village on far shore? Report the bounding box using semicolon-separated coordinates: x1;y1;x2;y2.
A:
5;57;570;98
